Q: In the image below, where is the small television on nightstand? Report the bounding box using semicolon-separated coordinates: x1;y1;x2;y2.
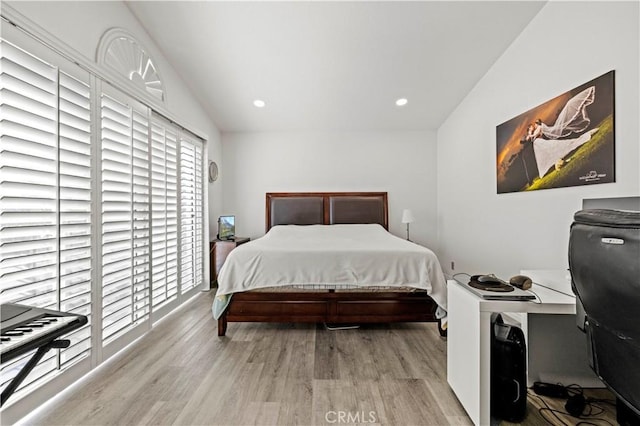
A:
217;215;235;240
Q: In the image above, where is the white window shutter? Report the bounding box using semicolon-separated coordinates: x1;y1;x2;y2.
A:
100;93;134;343
58;72;92;367
0;40;59;309
100;91;151;344
132;110;151;323
0;40;92;393
150;117;178;308
0;35;208;412
179;135;204;293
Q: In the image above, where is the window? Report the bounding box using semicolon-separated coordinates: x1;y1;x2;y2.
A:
0;39;93;393
97;28;166;103
0;33;206;419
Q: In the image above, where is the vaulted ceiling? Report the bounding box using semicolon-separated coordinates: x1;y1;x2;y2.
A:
127;1;546;133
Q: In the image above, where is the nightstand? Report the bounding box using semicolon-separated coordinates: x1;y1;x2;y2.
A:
209;237;250;288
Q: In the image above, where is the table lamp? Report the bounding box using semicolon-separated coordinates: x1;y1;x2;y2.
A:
401;209;414;241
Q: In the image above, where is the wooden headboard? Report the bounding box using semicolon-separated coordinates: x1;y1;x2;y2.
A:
265;192;388;231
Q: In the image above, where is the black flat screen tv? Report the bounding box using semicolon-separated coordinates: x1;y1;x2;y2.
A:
218;215;235;240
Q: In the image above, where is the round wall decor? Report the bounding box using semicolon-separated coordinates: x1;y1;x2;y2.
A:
208;161;219;182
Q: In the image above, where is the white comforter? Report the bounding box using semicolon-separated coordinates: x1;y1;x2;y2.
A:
215;224;448;312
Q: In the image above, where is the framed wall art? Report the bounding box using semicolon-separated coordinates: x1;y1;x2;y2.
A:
496;70;615;193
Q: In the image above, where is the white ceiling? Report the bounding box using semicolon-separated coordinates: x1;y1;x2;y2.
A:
127;1;546;133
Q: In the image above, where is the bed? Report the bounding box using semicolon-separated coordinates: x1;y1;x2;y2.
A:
213;192;448;336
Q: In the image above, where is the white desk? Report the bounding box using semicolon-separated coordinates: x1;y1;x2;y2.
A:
447;272;601;426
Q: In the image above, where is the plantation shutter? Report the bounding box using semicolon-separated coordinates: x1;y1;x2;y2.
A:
0;30;208;418
0;39;92;391
57;72;93;366
179;135;204;293
132;111;151;323
100;90;150;345
150;117;178;308
0;40;58;308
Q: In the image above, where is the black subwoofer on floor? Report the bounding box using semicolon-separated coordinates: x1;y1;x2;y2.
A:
491;313;527;422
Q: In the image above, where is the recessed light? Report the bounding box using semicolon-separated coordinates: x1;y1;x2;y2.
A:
395;98;408;107
253;99;266;108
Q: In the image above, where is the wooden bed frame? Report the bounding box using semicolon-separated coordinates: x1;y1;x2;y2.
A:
217;192;443;336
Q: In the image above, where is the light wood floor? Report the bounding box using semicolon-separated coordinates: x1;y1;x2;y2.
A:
24;291;616;426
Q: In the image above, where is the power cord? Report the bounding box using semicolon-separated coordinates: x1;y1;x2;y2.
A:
528;390;572;426
531;382;615;425
527;287;543;304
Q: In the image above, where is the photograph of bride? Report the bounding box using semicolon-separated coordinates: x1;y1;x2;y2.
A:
496;70;615;194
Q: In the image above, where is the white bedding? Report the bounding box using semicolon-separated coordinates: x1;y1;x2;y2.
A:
214;224;448;313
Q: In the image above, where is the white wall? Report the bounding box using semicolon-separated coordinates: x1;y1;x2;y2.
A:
4;0;224;237
221;131;440;248
437;1;640;279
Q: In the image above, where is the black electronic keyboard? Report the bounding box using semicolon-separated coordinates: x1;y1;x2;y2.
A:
0;303;87;406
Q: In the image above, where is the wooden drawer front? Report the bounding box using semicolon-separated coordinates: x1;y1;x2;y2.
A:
229;300;328;317
335;299;436;317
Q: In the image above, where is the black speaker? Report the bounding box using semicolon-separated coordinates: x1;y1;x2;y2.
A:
491;314;527;422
